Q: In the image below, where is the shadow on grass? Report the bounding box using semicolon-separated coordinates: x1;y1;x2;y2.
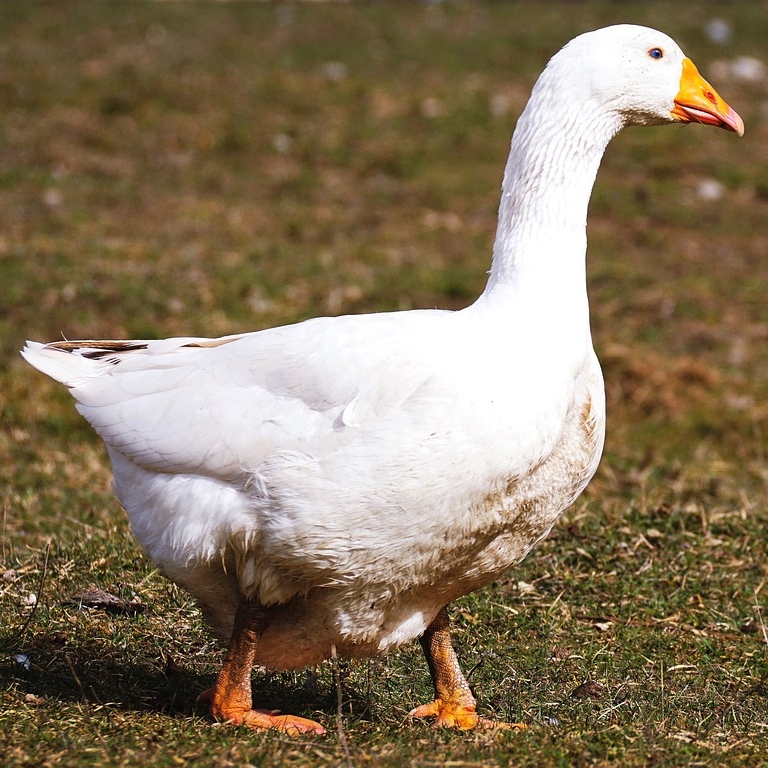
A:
1;628;336;724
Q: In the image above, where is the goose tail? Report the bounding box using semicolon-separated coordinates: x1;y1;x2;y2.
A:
21;340;142;387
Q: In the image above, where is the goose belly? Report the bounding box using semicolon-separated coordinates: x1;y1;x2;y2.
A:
252;384;605;667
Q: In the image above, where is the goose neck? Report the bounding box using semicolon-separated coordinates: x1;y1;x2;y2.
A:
482;82;622;299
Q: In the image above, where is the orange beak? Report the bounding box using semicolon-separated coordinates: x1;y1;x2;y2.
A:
671;58;744;136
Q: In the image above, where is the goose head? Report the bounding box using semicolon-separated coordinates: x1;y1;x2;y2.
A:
542;25;744;137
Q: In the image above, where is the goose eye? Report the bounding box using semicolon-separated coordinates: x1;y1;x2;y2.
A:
648;47;664;60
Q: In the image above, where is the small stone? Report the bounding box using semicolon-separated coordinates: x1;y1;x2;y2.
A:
730;56;766;84
323;61;347;82
571;680;607;700
63;589;144;615
704;19;732;46
697;179;725;202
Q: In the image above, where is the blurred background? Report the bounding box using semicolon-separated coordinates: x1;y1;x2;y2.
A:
3;0;767;533
1;2;767;765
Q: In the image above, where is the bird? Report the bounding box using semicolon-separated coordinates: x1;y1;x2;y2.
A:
22;24;743;736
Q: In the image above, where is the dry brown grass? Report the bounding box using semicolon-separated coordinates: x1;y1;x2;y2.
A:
2;2;768;766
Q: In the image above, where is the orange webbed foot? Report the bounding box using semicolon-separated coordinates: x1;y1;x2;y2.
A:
215;703;327;736
409;697;479;729
409;699;525;731
198;685;326;735
201;686;326;735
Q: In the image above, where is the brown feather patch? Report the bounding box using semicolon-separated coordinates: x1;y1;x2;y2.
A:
48;340;149;359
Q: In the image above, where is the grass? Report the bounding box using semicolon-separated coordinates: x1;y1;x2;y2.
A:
2;1;768;765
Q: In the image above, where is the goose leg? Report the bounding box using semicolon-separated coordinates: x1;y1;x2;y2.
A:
410;606;523;730
409;606;480;729
200;597;326;736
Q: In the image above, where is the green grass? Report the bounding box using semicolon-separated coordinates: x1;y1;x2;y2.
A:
2;1;768;766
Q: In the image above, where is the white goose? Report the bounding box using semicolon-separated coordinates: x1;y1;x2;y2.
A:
23;25;742;735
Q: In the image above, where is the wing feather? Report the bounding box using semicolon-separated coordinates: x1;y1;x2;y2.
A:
24;312;449;479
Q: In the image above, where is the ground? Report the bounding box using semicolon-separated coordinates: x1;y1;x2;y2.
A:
1;2;767;766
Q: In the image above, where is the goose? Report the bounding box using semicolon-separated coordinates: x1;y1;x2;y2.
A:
22;25;743;735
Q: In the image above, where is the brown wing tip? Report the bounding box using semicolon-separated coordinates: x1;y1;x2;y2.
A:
48;340;149;359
